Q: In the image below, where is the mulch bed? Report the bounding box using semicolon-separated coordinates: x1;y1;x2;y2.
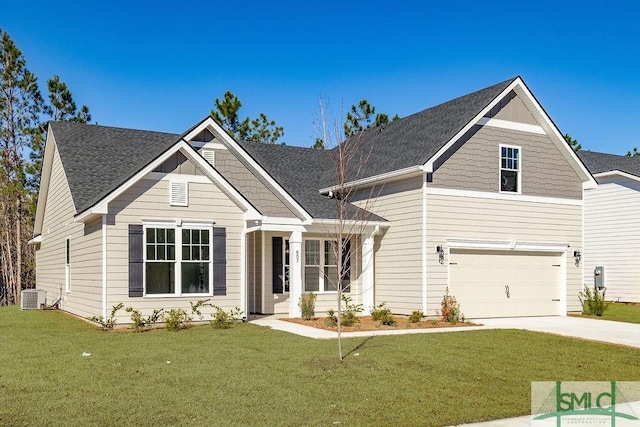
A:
282;315;478;332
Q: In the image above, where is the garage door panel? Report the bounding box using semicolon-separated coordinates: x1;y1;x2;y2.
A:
449;249;562;318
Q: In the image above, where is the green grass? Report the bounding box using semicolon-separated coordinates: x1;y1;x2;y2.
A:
2;306;640;426
576;302;640;324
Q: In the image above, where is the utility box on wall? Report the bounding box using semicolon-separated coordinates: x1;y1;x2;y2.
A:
594;266;605;289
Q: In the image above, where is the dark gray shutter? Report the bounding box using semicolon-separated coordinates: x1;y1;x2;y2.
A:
213;227;227;296
128;224;144;297
341;238;351;293
272;237;283;294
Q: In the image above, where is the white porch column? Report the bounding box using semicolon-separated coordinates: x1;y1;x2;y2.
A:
288;230;303;317
362;233;375;311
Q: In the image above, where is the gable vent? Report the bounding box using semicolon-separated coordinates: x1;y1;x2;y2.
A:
170;181;188;206
202;149;215;166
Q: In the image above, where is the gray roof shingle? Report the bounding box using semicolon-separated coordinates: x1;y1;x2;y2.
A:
50;122;179;214
333;77;518;181
578;150;640;177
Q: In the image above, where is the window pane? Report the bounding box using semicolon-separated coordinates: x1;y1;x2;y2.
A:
304;266;319;292
514;148;519;158
284;240;290;266
192;229;200;244
167;229;175;244
501;159;507;168
501;146;506;157
201;246;210;261
201;230;209;244
501;170;518;192
324;266;338;291
305;240;320;265
146;262;175;294
146;245;156;260
324;241;337;266
513;160;518;170
284;266;290;292
147;230;155;243
181;262;210;294
157;229;166;243
192;246;200;261
182;229;190;244
182;245;191;261
157;245;165;260
167;244;175;261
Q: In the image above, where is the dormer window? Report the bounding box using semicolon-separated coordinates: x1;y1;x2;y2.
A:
500;145;520;193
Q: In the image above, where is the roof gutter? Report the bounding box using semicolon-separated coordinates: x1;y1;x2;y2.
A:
319;165;423;195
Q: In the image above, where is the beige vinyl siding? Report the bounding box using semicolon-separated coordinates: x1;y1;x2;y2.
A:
426;193;583;315
432;126;582;200
247;231;262;313
106;178;245;323
485;90;537;125
584;176;640;302
36;144;103;319
353;177;423;315
209;148;298;218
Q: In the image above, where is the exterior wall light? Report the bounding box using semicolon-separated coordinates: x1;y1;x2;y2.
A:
436;245;445;265
573;250;581;267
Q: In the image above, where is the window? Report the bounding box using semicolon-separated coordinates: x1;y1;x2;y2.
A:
303;239;350;292
272;237;290;294
500;145;520;193
145;226;211;296
65;238;70;292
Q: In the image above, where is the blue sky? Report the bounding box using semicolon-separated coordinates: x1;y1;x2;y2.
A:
3;0;639;154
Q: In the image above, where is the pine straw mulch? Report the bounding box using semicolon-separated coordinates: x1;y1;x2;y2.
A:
282;315;479;332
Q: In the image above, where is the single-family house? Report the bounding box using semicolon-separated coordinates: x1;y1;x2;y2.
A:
31;76;596;322
578;150;640;303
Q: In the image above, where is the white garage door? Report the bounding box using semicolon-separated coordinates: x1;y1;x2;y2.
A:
449;249;563;318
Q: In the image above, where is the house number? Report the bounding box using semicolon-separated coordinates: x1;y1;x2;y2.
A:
296;250;300;262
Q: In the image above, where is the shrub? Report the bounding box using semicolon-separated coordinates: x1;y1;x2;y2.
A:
299;292;317;320
88;303;124;331
190;299;212;320
324;309;337;327
579;285;609;316
408;310;424;324
370;302;396;326
439;288;463;324
210;306;243;329
125;307;164;332
163;308;190;331
340;295;363;327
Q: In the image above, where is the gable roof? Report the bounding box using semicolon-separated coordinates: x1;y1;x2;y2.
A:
334;77;518;181
578;150;640;177
50;121;180;214
240;142;386;222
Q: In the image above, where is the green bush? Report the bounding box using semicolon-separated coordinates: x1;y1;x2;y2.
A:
324;309;337;327
125;307;164;332
341;295;363;327
88;303;124;330
190;299;212;320
299;292;317;320
439;288;463;324
210;306;243;329
163;308;190;331
579;285;610;316
370;302;396;326
408;310;424;324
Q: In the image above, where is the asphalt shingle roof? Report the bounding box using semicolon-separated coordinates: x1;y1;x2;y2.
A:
334;77;518;181
578;150;640;177
50;122;179;214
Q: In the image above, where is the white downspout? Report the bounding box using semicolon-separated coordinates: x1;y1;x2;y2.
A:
422;172;428;315
102;215;108;320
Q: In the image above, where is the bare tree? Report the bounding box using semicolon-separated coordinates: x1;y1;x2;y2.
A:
316;98;381;360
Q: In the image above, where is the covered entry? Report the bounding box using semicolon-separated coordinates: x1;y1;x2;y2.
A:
449;249;564;318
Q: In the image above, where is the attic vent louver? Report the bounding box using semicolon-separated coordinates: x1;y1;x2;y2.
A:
170;181;188;206
202;149;215;166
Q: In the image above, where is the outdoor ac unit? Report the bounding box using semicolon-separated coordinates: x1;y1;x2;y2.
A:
21;289;46;310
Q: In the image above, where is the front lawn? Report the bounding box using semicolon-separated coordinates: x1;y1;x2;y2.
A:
2;306;640;426
574;302;640;324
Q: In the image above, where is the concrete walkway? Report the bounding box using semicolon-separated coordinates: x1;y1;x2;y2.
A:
250;315;640;348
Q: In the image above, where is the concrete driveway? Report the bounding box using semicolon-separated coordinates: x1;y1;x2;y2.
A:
477;315;640;348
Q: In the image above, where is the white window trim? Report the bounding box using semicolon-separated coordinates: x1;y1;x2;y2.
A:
303;238;340;293
142;223;213;298
65;237;70;293
499;144;522;195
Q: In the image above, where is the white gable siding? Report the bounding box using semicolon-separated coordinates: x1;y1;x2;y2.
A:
583;176;640;303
